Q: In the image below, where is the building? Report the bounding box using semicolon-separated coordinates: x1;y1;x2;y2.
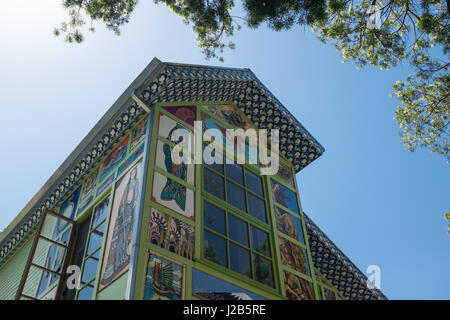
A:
0;58;386;300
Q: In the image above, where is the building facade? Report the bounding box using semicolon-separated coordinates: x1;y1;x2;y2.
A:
0;59;386;300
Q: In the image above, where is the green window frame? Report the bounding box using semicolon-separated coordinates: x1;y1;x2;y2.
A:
202;199;275;288
75;195;110;300
201;144;276;289
35;224;72;299
202;145;269;224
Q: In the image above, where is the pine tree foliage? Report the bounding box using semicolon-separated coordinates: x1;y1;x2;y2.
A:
55;0;449;160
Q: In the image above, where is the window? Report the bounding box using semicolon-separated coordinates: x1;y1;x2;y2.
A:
202;201;274;288
35;218;73;299
203;147;268;223
75;196;110;300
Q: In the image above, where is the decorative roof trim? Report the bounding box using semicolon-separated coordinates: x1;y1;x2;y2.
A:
0;58;164;265
0;58;325;267
138;62;324;172
304;213;387;300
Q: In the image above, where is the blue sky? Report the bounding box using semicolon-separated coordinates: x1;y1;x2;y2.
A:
0;1;448;299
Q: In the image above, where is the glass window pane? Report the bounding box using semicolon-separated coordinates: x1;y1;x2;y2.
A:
61;228;71;245
95;221;106;234
77;285;94;300
251;227;271;257
41;213;73;244
204;230;227;267
92;197;110;229
228;215;248;246
247;193;267;222
81;258;98;283
225;163;243;185
245;170;263;196
36;269;51;297
253;254;274;287
32;240;66;274
204;168;224;199
91;248;101;259
87;232;103;257
49;246;66;286
229;243;251;278
204;202;226;235
226;181;246;212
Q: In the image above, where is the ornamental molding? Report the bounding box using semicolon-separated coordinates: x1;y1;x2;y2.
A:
304;213;387;300
139;63;324;172
0;59;325;271
0;103;146;265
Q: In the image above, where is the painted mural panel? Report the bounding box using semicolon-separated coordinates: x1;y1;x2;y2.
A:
278;237;310;276
271;179;299;214
96;174;115;197
201;112;228;146
143;251;185;300
99;136;129;182
54;186;81;238
118;143;144;177
158;113;193;142
192;269;266;300
202;112;259;165
274;206;304;244
77;195;94;217
283;271;315;300
148;208;194;260
276;162;294;187
202;105;252;130
162;105;196;127
99;159;143;290
155;140;194;185
80;169;99;203
130;117;147;151
152;171;194;220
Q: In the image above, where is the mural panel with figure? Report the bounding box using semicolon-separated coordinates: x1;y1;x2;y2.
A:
99;159;143;290
152;172;194;220
162;105;196;127
274;206;305;244
155;140;194;185
80;169;99;203
278;237;310;276
271;179;300;214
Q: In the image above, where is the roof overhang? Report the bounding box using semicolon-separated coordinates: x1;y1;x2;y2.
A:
304;213;387;300
0;58;324;267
